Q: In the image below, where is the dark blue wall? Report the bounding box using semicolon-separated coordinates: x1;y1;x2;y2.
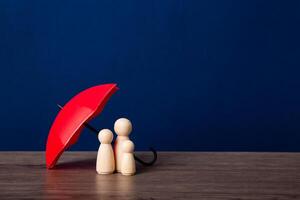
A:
1;0;300;151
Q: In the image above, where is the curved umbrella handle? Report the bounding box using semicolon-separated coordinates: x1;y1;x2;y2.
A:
57;104;157;166
134;147;157;166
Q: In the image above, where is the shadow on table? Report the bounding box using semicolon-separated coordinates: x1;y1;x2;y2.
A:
54;158;96;170
53;152;159;173
54;158;158;174
135;153;159;175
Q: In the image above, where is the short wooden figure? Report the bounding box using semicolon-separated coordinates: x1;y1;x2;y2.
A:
121;140;136;176
96;129;115;174
114;118;132;172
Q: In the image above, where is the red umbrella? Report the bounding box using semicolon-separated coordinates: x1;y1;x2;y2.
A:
46;83;118;169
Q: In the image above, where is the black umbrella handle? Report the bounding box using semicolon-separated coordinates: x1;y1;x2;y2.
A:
134;147;157;166
57;104;157;166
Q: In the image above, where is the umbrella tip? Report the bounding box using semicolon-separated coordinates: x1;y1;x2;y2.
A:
57;104;63;109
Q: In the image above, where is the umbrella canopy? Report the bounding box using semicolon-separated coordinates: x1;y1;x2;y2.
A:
46;83;118;169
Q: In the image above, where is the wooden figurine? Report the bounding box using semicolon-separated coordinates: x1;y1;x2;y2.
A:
121;140;136;176
96;129;115;174
114;118;132;172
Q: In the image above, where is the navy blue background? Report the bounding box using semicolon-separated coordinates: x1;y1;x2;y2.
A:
1;0;300;151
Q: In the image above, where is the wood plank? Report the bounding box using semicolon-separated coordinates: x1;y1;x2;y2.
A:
0;152;299;199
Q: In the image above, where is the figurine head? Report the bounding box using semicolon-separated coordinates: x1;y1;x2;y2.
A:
122;140;134;153
98;129;113;144
114;118;132;136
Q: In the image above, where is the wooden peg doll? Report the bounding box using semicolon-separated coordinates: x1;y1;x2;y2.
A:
121;140;136;176
96;129;115;174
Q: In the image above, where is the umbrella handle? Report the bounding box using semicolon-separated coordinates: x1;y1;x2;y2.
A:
134;147;157;166
57;104;158;166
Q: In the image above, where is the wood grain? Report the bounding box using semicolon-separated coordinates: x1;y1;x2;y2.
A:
0;152;299;200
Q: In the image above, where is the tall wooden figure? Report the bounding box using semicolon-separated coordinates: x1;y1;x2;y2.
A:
121;140;136;176
96;129;115;174
114;118;132;172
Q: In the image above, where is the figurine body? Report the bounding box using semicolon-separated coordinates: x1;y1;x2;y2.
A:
96;129;115;174
121;140;136;176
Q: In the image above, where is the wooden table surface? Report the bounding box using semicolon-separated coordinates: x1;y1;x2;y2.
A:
0;152;300;200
